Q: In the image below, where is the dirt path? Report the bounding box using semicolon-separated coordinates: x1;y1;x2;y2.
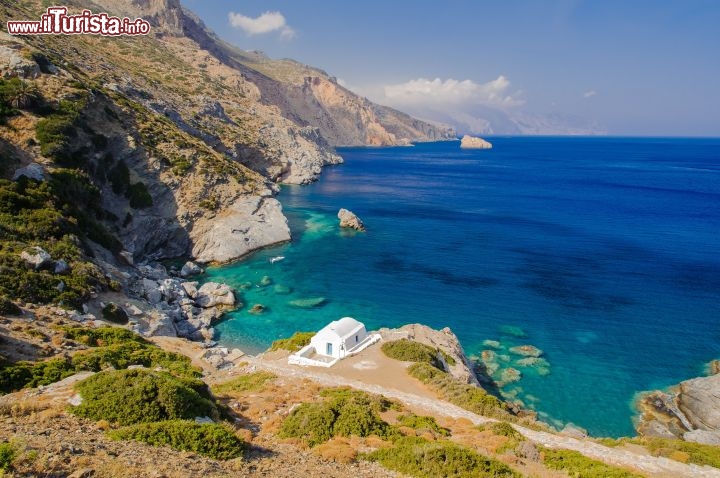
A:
248;356;720;478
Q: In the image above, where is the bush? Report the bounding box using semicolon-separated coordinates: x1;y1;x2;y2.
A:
542;448;642;478
0;297;21;315
279;402;337;447
107;160;130;194
0;441;16;472
127;182;153;208
407;363;509;419
213;371;276;394
60;326;146;347
35;98;85;162
71;369;216;425
269;331;314;352
279;388;397;447
108;420;244;460
101;303;128;324
70;340;201;378
630;437;720;469
1;327;200;394
365;436;519;478
0;358;74;394
396;414;449;437
381;340;445;368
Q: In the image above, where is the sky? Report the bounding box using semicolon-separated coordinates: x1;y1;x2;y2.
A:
183;0;720;136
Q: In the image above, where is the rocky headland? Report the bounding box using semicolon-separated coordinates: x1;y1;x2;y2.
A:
636;365;720;445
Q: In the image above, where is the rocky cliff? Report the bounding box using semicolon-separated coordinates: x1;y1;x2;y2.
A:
636;365;720;445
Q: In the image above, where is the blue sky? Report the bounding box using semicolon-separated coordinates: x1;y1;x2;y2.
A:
184;1;720;136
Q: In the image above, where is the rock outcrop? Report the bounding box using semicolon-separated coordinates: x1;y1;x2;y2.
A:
460;135;493;149
21;246;52;270
378;323;480;386
338;208;366;231
636;371;720;445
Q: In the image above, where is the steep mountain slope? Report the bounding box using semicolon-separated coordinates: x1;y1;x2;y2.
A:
121;0;457;147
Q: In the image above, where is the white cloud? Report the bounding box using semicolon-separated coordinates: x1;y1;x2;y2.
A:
228;11;295;39
383;76;524;109
583;90;597;98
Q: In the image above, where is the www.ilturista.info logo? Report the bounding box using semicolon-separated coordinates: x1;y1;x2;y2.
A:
6;6;151;36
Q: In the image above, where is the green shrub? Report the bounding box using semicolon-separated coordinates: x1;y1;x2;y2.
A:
630;437;720;469
279;388;398;447
365;436;519;478
542;448;642;478
60;326;146;347
279;401;337;447
381;340;444;369
35;98;85;162
72;369;216;425
107;160;130;194
489;421;523;440
396;414;449;436
269;331;314;352
101;303;128;324
0;441;16;472
70;339;201;378
1;327;199;394
108;420;244;460
0;358;74;394
213;371;276;394
407;363;509;419
127;182;153;208
0;297;21;315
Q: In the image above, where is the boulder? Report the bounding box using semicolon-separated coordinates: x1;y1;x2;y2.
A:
181;281;199;299
12;163;46;182
53;259;70;275
146;312;177;337
180;261;203;277
560;423;588;439
142;278;162;304
195;282;235;308
0;46;40;79
338;208;366;231
21;246;52;270
459;135;493;149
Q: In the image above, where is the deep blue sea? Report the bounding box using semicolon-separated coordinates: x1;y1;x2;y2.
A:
204;137;720;437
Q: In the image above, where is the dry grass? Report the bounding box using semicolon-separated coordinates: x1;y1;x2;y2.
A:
314;437;357;464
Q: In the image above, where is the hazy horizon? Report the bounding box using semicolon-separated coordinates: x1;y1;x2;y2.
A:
185;0;720;137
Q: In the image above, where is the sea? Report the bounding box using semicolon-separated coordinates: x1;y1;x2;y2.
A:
203;137;720;438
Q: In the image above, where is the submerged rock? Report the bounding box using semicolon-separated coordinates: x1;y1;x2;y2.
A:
273;284;292;295
709;359;720;375
338;208;366;231
249;304;266;314
288;297;327;308
259;275;273;287
482;339;501;349
500;367;522;383
516;357;550;368
509;345;543;357
481;350;497;362
499;325;527;338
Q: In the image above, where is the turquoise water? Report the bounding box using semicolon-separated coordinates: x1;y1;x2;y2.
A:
204;137;720;437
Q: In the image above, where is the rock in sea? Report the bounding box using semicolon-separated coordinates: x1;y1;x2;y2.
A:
459;135;492;149
338;208;366;231
288;297;327;308
509;345;543;357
